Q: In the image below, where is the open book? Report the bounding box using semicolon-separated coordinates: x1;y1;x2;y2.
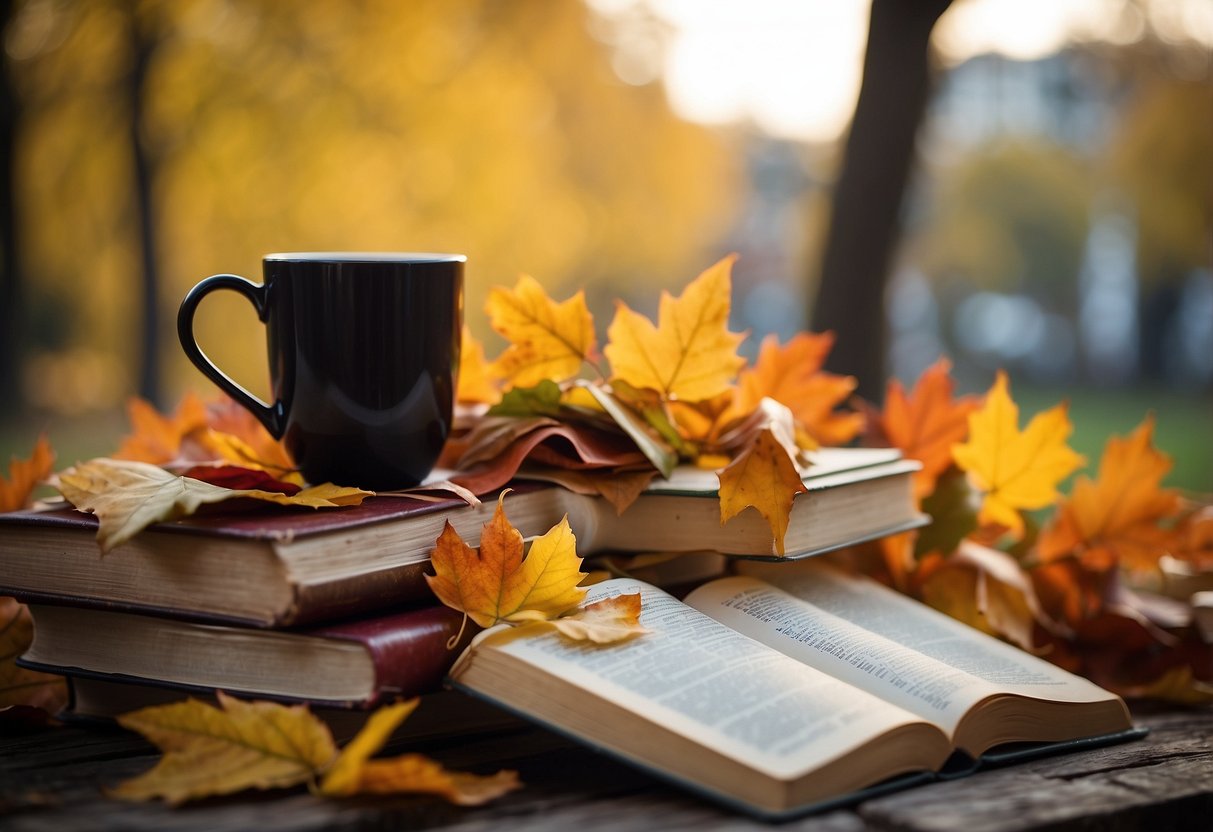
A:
449;561;1138;818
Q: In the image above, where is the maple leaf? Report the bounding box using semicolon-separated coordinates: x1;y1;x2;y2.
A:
0;596;68;713
487;274;597;387
733;332;864;446
952;371;1084;539
0;434;54;512
56;458;371;551
718;401;808;556
457;326;502;405
114;393;209;464
603;254;745;402
426;493;587;629
880;358;979;500
321;699;521;803
111;692;339;805
1038;416;1182;573
201;395;297;475
545;592;649;644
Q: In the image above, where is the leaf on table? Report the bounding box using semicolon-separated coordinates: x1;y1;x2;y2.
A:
487;274;597;388
426;493;587;628
114;393;209;464
719;402;808;556
457;325;502;405
952;371;1084;539
111;692;338;805
1117;665;1213;706
880;358;979;500
733;332;864;446
1038;416;1182;573
56;458;371;552
545;592;649;644
604;254;745;402
0;596;68;714
0;434;55;512
320;699;521;803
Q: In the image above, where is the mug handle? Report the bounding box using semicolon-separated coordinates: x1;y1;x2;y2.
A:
176;274;285;438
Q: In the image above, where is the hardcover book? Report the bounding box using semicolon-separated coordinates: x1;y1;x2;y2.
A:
0;448;922;627
447;560;1140;818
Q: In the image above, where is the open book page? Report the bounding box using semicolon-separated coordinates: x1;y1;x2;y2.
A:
737;560;1121;704
458;579;946;782
686;563;1125;742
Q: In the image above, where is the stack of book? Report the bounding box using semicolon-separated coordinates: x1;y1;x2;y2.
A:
2;447;1143;817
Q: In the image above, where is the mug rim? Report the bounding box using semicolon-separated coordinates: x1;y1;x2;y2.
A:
264;252;466;264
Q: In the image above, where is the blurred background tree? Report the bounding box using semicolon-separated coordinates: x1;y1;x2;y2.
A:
1;0;1210;490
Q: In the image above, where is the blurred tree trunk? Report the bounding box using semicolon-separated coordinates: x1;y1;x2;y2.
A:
0;0;21;421
811;0;953;401
128;4;162;406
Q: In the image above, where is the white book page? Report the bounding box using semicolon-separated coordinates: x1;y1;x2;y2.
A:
687;576;1008;736
738;560;1117;704
477;579;932;780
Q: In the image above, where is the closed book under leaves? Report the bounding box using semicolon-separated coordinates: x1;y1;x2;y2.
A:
0;448;923;627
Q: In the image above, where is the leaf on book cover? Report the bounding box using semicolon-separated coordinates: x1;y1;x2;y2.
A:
952;372;1084;539
719;406;808;556
880;358;979;500
0;597;68;714
114;393;210;464
516;464;658;515
57;458;371;551
178;464;302;494
603;254;745;402
0;434;54;512
111;692;339;805
545;592;648;644
199;396;298;479
488;274;597;387
426;493;587;629
733;332;864;446
1038;416;1181;573
582;382;678;477
457;325;502;405
320;699;521;804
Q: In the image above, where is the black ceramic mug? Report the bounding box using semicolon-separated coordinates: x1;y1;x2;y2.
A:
177;252;463;490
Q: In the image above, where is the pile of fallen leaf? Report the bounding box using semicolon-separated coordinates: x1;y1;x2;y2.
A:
2;254;1212;807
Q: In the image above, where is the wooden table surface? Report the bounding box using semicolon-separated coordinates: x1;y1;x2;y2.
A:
2;700;1210;831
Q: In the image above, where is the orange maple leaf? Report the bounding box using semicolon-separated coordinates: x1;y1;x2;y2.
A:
879;358;979;500
1038;416;1182;572
0;434;54;512
733;332;864;446
200;396;296;476
425;493;587;630
604;254;745;402
114;393;209;464
457;326;502;405
487;275;597;387
718;404;808;556
952;372;1084;538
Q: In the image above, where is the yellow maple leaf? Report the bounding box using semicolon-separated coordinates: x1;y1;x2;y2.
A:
321;700;520;804
457;326;502;404
0;434;54;512
732;332;863;446
200;396;298;478
0;596;68;713
952;372;1084;538
546;593;649;644
718;413;808;556
1039;416;1182;572
879;358;979;500
425;492;587;629
604;255;746;402
114;393;209;464
487;275;596;387
112;692;339;805
56;458;371;552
